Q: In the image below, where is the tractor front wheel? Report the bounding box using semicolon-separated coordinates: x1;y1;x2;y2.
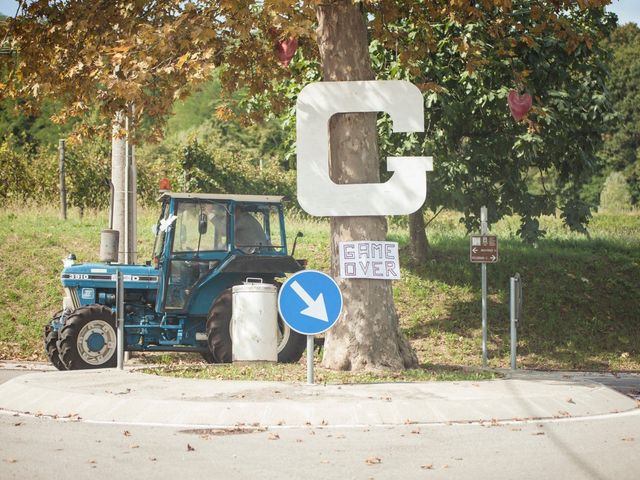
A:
206;288;307;364
58;305;117;370
43;313;66;371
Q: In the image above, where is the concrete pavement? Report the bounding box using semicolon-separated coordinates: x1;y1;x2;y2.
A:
0;362;637;428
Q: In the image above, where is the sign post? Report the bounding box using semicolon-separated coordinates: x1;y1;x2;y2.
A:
469;207;500;368
510;273;522;370
481;208;488;369
116;270;124;370
278;270;343;385
306;336;314;384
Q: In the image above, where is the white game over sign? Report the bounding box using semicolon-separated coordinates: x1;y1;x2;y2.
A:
338;241;400;280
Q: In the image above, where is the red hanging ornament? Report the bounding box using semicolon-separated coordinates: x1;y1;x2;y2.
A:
274;37;298;67
508;90;532;121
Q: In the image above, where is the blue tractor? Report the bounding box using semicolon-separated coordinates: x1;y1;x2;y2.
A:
43;192;307;370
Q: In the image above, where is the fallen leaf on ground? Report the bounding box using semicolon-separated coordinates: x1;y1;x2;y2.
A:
365;456;382;465
129;444;139;449
421;464;434;470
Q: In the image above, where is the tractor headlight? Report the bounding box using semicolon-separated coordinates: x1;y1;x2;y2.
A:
63;253;77;268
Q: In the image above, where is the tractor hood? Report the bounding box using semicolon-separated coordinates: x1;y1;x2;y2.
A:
61;263;160;290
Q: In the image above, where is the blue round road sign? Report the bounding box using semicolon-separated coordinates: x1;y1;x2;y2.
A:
278;270;343;335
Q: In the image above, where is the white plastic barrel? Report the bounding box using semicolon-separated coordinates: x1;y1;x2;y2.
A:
231;280;278;362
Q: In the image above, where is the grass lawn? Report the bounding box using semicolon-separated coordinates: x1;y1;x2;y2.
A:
1;204;638;374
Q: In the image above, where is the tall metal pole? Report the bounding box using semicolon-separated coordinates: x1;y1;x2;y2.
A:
480;206;488;368
129;105;137;265
510;276;517;370
58;139;67;220
112;112;126;263
123;105;137;265
124;114;130;265
116;270;125;370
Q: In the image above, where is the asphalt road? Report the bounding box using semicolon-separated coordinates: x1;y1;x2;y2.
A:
2;404;639;479
1;366;639;479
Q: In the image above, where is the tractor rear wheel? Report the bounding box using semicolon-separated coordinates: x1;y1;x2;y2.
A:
43;314;66;371
206;289;233;363
58;305;117;370
206;287;307;364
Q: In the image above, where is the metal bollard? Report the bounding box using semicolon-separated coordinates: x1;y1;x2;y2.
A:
510;273;522;370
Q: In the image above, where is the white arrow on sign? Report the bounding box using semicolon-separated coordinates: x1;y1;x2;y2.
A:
290;280;329;322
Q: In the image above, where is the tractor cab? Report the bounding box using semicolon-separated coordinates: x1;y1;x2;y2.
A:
152;193;300;317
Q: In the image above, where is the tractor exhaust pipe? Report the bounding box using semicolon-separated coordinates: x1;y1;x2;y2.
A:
100;180;119;263
100;230;120;263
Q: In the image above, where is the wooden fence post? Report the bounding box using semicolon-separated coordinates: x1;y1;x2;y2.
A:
59;139;67;220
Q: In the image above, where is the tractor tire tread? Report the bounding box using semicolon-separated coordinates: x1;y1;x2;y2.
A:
44;321;67;371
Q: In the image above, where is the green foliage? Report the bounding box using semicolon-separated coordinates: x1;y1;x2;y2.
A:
596;23;640;206
165;136;294;197
372;2;616;241
0;137;58;202
599;171;633;212
0;137;158;209
140;126;294;199
0;98;74;149
140;77;295;198
63;142;111;211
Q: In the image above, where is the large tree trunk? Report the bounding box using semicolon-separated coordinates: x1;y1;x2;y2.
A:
409;207;429;264
316;1;418;371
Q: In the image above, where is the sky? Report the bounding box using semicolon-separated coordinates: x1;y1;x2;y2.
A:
0;0;638;24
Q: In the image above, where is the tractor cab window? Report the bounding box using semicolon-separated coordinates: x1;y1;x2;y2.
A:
173;201;228;253
152;201;171;264
234;204;284;254
164;201;229;310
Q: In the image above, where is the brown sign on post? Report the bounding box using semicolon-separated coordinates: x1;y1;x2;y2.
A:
470;235;498;263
